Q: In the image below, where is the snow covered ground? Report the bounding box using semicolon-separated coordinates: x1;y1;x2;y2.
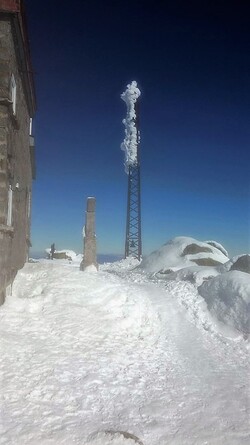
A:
0;245;249;444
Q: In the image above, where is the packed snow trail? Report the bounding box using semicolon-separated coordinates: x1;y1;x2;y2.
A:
0;261;249;445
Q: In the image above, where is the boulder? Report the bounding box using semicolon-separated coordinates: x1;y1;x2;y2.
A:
230;255;250;274
53;251;72;260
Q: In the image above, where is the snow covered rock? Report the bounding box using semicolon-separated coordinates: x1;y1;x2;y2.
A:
140;236;229;274
219;254;250;274
45;248;82;262
198;271;250;335
230;254;250;274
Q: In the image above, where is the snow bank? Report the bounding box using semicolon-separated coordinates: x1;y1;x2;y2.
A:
121;81;141;174
0;259;249;444
140;236;229;274
157;265;220;286
140;237;249;336
198;271;250;335
102;256;140;272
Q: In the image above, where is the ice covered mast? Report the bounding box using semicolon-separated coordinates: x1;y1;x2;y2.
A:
121;81;142;260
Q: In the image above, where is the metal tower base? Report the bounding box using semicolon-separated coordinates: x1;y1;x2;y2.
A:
125;164;142;260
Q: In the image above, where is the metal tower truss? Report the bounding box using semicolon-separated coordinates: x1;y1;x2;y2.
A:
125;163;142;260
121;81;142;260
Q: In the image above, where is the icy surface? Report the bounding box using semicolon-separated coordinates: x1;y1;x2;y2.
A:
0;258;249;445
121;81;141;174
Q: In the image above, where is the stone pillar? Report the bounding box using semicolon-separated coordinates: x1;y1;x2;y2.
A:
80;197;98;271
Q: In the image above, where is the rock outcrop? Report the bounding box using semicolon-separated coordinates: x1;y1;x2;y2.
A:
230;255;250;274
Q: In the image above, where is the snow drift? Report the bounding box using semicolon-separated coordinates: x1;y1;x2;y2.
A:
0;252;249;444
198;271;250;335
139;236;250;336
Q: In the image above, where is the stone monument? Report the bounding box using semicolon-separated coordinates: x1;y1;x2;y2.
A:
80;197;98;271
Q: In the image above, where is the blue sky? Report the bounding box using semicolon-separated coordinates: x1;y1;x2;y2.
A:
27;0;249;257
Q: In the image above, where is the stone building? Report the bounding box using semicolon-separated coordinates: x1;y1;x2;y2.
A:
0;0;36;305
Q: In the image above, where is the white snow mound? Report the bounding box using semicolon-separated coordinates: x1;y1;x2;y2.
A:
198;271;250;335
140;236;229;273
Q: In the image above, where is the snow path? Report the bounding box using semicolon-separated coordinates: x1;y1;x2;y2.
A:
0;262;249;445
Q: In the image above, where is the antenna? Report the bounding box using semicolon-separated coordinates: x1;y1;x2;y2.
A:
121;81;142;260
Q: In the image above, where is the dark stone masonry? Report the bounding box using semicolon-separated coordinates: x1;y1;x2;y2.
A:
0;1;36;304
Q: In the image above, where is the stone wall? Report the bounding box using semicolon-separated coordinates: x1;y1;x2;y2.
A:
0;17;33;304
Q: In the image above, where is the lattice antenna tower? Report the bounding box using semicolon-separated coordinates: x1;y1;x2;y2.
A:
121;81;142;260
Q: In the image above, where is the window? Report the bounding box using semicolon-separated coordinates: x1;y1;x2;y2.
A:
10;74;16;115
29;118;32;136
7;185;13;226
27;190;31;219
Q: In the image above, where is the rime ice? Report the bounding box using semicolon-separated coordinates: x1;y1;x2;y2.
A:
121;80;141;174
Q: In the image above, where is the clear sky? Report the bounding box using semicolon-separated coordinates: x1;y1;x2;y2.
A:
26;0;249;257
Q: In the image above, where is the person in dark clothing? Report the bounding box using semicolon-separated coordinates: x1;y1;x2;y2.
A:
50;243;55;260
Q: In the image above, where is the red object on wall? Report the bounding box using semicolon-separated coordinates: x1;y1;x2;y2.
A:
0;0;20;13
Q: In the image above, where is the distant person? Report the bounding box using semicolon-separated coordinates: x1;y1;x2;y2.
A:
50;243;55;260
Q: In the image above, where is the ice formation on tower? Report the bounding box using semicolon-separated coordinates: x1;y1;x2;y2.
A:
121;80;141;174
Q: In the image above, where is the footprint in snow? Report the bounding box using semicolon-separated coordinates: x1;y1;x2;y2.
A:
86;430;143;444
